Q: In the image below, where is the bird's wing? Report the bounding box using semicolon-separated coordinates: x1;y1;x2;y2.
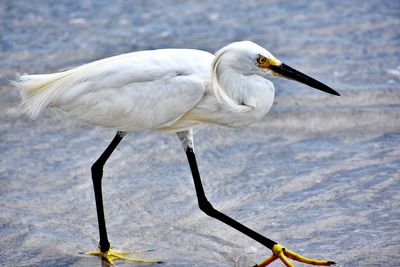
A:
16;49;214;131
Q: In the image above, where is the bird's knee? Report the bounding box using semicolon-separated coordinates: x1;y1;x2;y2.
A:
198;199;217;217
91;161;104;180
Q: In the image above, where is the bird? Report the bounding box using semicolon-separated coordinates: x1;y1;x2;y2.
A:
13;41;340;266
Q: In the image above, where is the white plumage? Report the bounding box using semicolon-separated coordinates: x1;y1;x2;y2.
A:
13;41;277;132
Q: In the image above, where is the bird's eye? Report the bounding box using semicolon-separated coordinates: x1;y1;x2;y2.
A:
256;56;267;65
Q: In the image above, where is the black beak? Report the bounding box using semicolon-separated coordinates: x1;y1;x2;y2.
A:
270;63;340;96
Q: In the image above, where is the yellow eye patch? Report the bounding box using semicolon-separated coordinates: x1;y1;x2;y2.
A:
256;55;281;68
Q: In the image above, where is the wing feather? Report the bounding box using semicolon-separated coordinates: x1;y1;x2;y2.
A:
14;49;214;131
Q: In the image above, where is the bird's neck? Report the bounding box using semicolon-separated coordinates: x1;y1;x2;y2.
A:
213;65;273;111
219;70;253;106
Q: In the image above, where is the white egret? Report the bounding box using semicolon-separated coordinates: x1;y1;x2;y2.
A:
13;41;339;266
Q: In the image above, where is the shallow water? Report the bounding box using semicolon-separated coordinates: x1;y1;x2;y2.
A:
1;1;400;266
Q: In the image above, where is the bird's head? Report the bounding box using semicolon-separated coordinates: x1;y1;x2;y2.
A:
217;41;340;96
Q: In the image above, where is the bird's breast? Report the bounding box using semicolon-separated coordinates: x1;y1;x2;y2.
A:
219;77;275;127
169;81;275;130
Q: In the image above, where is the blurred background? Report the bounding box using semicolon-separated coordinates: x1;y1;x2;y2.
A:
1;1;399;266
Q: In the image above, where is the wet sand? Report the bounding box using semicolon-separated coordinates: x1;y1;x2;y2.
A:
1;1;399;266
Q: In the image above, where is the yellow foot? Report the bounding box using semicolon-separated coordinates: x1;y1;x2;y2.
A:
86;246;161;266
255;244;335;267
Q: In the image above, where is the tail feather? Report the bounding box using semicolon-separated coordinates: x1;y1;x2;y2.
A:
12;72;69;119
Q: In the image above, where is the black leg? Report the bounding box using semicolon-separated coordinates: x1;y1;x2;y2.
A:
184;147;277;250
91;131;126;252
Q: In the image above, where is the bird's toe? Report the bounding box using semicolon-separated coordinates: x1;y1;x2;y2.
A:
86;246;161;265
254;243;334;267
